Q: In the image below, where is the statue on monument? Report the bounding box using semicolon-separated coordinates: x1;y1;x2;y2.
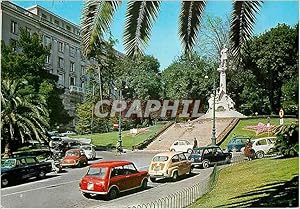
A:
220;45;228;68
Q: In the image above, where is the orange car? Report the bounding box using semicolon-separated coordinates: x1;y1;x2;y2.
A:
61;149;88;167
79;161;148;200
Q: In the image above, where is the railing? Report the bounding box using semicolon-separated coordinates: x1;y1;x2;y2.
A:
69;85;84;93
129;165;217;208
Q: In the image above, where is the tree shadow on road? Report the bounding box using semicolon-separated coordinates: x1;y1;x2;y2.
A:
216;175;299;207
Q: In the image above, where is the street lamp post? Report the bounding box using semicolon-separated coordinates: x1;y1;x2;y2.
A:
211;79;217;145
114;85;128;152
205;76;217;146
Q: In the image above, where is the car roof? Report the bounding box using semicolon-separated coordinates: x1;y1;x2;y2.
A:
252;137;276;141
90;161;132;168
194;146;221;150
153;151;184;157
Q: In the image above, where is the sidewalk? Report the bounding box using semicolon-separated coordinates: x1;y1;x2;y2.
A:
91;167;214;208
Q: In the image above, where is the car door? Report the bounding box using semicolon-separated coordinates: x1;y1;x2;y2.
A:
16;159;29;180
214;147;226;163
109;166;127;191
178;153;190;174
255;139;269;152
123;163;141;189
170;154;182;175
203;148;214;163
25;157;39;177
178;141;186;152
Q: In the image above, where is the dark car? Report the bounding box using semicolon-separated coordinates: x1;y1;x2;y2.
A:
1;156;52;187
227;136;251;152
188;146;232;169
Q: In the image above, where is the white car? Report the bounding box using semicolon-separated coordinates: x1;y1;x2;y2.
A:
241;137;276;159
60;131;76;137
170;140;194;153
80;145;96;160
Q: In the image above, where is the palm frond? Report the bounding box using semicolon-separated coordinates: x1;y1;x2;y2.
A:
179;1;206;54
123;1;161;56
81;0;121;57
230;0;262;57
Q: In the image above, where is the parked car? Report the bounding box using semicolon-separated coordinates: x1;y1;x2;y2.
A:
79;161;148;200
169;140;194;153
148;151;192;182
1;156;52;187
188;146;232;169
61;149;88;168
241;137;277;159
60;131;76;137
227;136;251;152
80;145;96;160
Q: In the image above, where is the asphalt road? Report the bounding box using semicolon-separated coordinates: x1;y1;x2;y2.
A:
1;150;170;208
1;150;245;208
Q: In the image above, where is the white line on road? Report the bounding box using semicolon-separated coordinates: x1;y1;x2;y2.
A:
2;179;80;197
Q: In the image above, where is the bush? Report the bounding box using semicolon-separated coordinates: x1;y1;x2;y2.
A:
273;121;299;157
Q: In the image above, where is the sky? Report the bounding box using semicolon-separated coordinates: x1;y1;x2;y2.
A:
14;0;299;70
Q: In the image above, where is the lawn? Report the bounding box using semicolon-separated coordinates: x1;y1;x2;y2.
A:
191;157;299;207
220;117;298;149
71;123;167;149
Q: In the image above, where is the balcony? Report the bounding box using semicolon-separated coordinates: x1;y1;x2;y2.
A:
69;85;84;94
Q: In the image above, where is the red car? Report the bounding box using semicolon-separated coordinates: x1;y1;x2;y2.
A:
61;149;88;168
79;161;148;200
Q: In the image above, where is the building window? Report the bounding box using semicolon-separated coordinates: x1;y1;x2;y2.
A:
70;62;75;72
70;77;76;86
25;27;31;35
42;13;47;20
69;46;75;57
44;35;51;47
58;74;65;84
10;38;17;51
11;21;17;34
58;41;64;52
54;19;59;25
58;57;64;68
81;66;85;75
81;82;85;89
66;25;71;31
46;55;50;63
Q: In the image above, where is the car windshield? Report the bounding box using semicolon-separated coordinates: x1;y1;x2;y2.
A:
1;159;16;168
152;156;168;162
66;150;79;156
87;167;108;178
81;146;91;151
192;149;203;155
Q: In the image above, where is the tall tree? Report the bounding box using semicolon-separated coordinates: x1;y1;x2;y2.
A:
1;79;49;153
81;1;262;58
1;28;72;129
240;23;298;114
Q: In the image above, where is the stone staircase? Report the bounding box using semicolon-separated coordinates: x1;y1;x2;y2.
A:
145;118;237;151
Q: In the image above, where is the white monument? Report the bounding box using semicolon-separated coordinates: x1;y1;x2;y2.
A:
201;45;246;119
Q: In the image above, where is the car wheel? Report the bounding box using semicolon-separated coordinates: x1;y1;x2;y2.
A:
189;167;193;175
202;160;210;169
256;151;264;159
170;149;175;152
82;192;91;198
172;171;179;181
225;156;231;164
187;148;192;154
141;179;148;190
150;177;156;182
38;170;46;179
1;176;9;187
107;187;119;200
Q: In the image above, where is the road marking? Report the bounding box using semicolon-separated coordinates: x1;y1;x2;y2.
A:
2;179;80;197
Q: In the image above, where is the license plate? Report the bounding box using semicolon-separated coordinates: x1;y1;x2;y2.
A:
87;183;94;190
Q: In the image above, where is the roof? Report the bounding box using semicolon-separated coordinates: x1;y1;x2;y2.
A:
153;151;183;157
194;145;221;150
90;161;132;168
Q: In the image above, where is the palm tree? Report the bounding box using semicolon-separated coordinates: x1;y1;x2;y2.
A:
1;79;50;153
81;0;262;58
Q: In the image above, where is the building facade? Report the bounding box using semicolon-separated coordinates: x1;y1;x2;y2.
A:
1;1;89;128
